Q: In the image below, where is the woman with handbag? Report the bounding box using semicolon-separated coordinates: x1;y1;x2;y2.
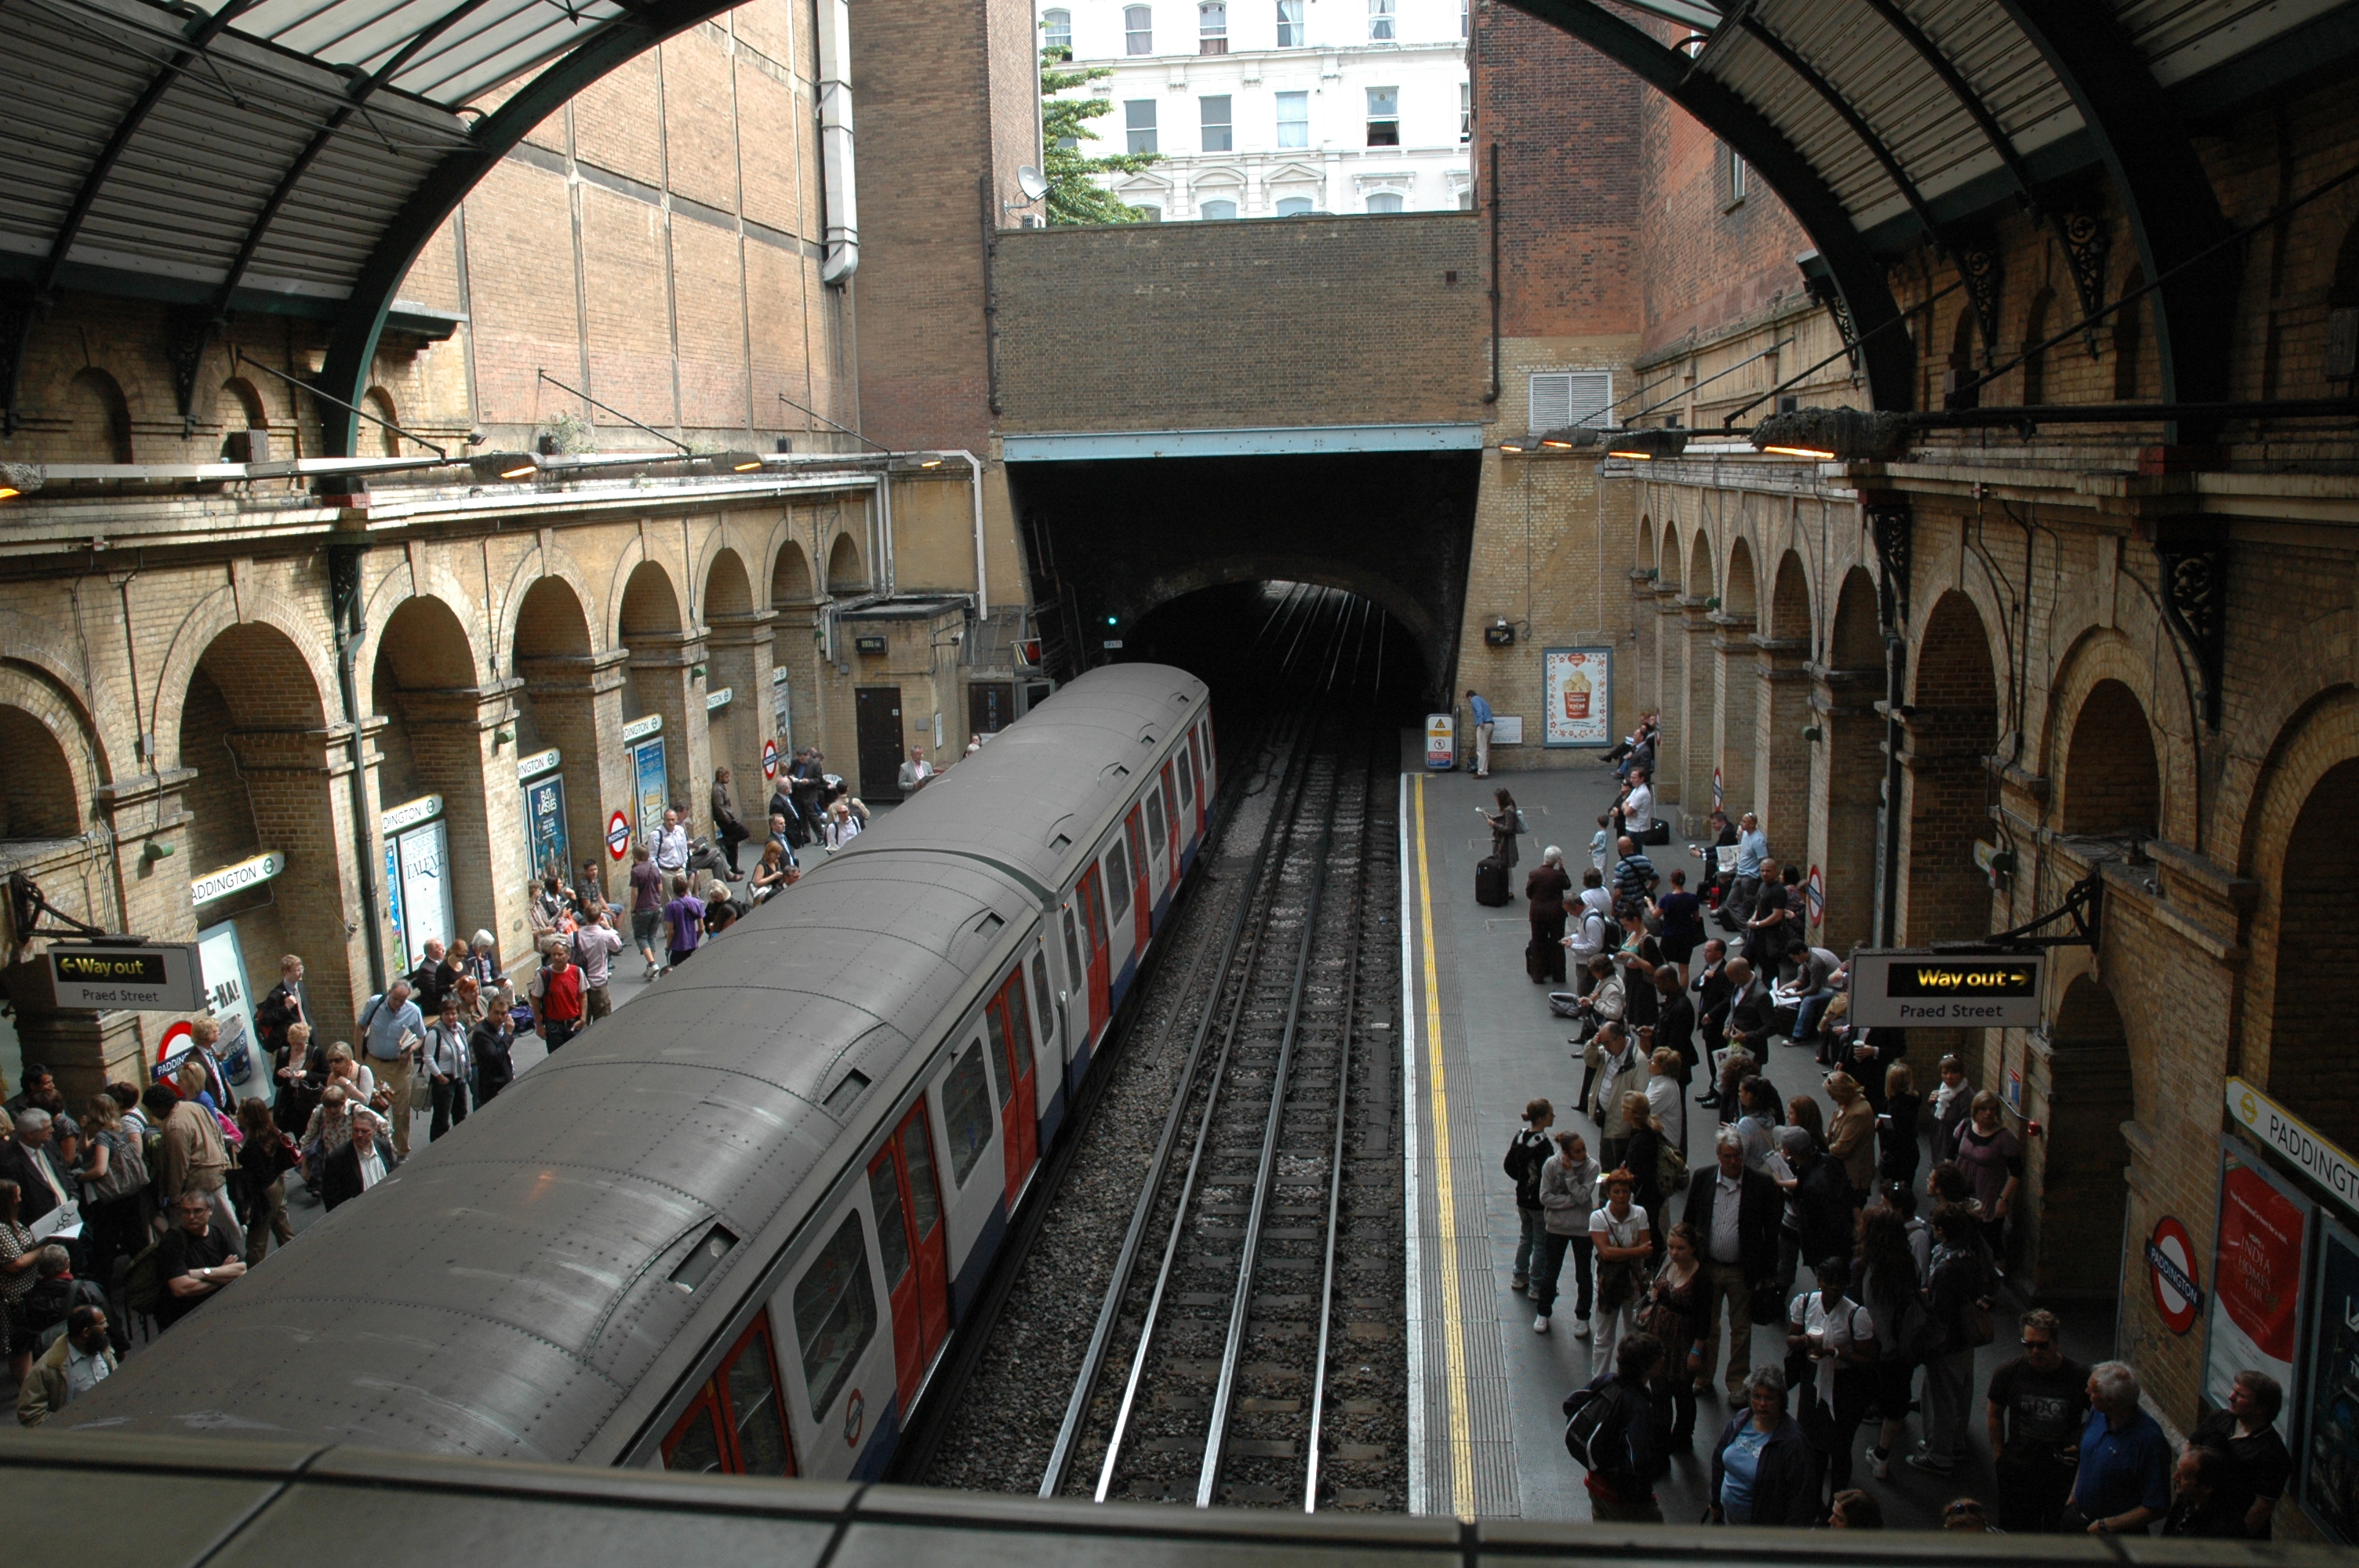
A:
1533;1129;1598;1335
1643;1221;1707;1445
1481;788;1525;870
1524;848;1572;985
1787;1254;1878;1504
232;1097;298;1266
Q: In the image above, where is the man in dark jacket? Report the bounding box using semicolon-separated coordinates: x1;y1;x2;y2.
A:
1692;940;1733;1044
321;1111;396;1211
1723;957;1776;1052
1652;967;1697;1085
1504;1099;1554;1295
1688;1131;1782;1403
1574;1332;1674;1522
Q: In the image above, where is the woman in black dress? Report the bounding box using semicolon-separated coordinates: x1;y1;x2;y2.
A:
1525;847;1572;985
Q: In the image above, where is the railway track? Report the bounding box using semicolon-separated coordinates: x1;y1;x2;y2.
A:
914;587;1405;1512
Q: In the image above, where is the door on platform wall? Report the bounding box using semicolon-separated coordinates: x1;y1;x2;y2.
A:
968;682;1013;740
2035;974;2135;1297
195;921;260;1093
855;687;904;802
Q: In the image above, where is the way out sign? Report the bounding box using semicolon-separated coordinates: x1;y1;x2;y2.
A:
606;809;632;860
1847;948;2044;1029
49;942;205;1010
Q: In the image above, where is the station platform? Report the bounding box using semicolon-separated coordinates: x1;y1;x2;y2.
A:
1396;744;2114;1525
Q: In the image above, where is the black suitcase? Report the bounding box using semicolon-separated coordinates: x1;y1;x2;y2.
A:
1475;855;1511;907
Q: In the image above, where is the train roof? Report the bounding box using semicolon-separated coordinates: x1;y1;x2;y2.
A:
831;663;1209;894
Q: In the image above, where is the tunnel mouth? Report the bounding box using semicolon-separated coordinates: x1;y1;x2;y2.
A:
1126;580;1430;727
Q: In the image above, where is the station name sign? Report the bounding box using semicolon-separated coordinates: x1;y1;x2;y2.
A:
1847;948;2044;1029
49;942;205;1011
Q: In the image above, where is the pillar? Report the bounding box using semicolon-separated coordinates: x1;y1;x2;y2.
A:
1750;634;1812;858
705;609;778;796
517;648;631;895
221;723;377;1031
1676;599;1717;832
1710;612;1757;829
1805;665;1882;956
1629;569;1659;725
626;631;714;833
391;681;529;972
1650;588;1685;812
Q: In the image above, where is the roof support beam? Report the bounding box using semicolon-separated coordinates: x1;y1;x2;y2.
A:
314;0;744;456
1994;0;2236;430
1497;0;1914;411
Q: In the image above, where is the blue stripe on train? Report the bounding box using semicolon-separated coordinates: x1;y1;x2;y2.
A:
951;1196;1008;1323
851;1393;902;1481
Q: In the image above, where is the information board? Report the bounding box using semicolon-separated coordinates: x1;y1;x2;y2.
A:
1542;647;1612;746
1845;948;2044;1029
2302;1221;2359;1542
633;737;669;843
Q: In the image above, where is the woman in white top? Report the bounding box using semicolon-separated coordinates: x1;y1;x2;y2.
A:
1645;1044;1686;1152
1589;1167;1652;1365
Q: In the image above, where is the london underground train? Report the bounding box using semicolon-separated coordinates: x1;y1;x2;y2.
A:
66;665;1216;1483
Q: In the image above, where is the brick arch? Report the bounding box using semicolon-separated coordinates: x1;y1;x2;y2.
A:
1905;569;2012;721
689;522;760;622
1768;549;1811;644
768;536;816;608
2215;608;2357;868
1661;520;1681;590
150;586;340;771
68;366;133;462
2038;627;2190;845
704;546;754;621
372;595;478;690
1722;535;1758;618
495;543;604;662
605;541;684;647
1830;566;1881;668
1688;529;1714;601
1638;516;1656;575
511;575;595;661
0;665;104;837
1900;590;2001;946
2235;688;2359;1150
357;557;489;688
824;531;866;595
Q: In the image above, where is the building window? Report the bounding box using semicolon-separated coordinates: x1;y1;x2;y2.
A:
1042;7;1070;53
1459;81;1470;142
1200;94;1232;151
1460;0;1469;37
1200;198;1238;220
1530;370;1614;431
1276;195;1314;216
1369;0;1394;40
1276;89;1309;147
1725;144;1748;206
1199;1;1227;53
1367;191;1404;212
1125;4;1153;54
1132;203;1163;221
1125;99;1158;154
1366;85;1398;146
1276;0;1303;45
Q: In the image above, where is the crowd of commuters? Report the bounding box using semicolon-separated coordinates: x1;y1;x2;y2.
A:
1498;756;2289;1534
0;750;937;1424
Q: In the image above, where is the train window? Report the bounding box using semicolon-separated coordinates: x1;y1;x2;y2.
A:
978;1022;1009;1110
1005;967;1036;1051
1083;872;1108;954
1031;951;1052;1033
1104;839;1130;914
723;1318;797;1477
900;1113;943;1238
1177;746;1194;805
1145;790;1165;854
663;1388;729;1474
1161;770;1180;839
940;1042;994;1187
867;1159;911;1290
791;1211;877;1421
1063;907;1083;982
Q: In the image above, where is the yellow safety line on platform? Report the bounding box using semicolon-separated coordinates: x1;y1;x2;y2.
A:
1413;774;1474;1519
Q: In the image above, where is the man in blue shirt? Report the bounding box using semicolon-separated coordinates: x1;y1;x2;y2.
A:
1724;811;1770;924
1465;689;1493;778
2067;1361;2172;1535
355;978;423;1160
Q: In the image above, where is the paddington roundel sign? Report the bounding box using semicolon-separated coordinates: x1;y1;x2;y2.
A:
605;810;632;860
2146;1215;2202;1334
153;1018;195;1073
843;1387;865;1447
762;738;780;781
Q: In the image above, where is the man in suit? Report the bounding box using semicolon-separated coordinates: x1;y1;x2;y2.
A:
1651;967;1698;1088
0;1107;71;1228
322;1110;397;1211
1722;956;1776;1053
1692;939;1733;1041
1686;1131;1783;1405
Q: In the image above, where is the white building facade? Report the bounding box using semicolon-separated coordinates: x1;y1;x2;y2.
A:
1043;0;1470;221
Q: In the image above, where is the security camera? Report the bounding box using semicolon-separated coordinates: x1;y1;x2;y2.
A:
951;630;963;644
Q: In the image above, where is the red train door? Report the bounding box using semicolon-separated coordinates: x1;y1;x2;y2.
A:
660;1316;799;1476
1078;865;1110;1037
866;1105;950;1410
1124;809;1151;946
1161;764;1181;867
988;975;1040;1202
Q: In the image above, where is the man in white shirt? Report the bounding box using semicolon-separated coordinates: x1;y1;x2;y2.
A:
324;1111;390;1210
1622;770;1656;838
653;808;690;878
572;904;627;1021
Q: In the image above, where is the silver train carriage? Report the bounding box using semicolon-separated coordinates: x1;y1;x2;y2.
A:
64;664;1218;1483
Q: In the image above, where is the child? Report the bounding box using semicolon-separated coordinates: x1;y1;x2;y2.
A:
1590;814;1612;875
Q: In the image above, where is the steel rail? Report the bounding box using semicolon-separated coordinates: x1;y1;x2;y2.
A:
1086;721;1329;1504
1194;728;1350;1506
1036;715;1315;1497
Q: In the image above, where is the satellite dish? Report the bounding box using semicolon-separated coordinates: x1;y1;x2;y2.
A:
1017;165;1049;202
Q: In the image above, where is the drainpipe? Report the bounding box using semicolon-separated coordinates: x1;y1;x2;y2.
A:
329;545;388;994
876;466;894;595
957;450;987;617
816;0;859;286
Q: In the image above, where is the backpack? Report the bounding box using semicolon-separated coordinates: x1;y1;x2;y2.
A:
1568;906;1609;960
1562;1382;1626;1472
124;1238;167;1319
1656;1137;1688;1194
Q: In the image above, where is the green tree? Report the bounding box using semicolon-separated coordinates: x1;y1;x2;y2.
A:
1039;46;1160;225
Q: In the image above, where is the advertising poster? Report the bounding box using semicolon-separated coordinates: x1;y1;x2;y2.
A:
525;774;569;881
634;738;669;844
2303;1224;2359;1543
394;818;453;970
2208;1153;2306;1432
1542;647;1611;747
194;921;257;1087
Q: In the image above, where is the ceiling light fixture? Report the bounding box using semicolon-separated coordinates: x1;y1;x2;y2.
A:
1498;434;1536;454
1605;426;1691;462
1747;406;1911;463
